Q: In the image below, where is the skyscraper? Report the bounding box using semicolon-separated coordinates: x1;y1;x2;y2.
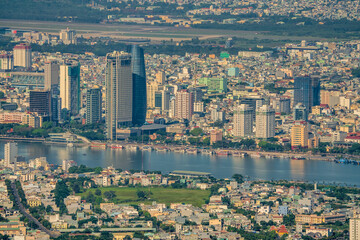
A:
29;90;51;116
294;76;320;111
86;87;102;124
256;105;275;139
44;61;60;90
129;45;147;126
175;90;194;120
293;103;308;121
4;142;18;168
13;43;31;68
60;63;80;116
233;104;253;137
106;51;132;140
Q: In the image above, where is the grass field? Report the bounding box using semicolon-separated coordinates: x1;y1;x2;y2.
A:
78;187;210;207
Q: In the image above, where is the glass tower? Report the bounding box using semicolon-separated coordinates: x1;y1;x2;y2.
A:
294;76;320;111
128;45;147;126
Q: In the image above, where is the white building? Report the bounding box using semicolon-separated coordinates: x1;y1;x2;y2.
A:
350;214;360;240
0;53;13;70
256;105;275;139
233;104;253;137
13;43;32;68
4;142;18;168
59;28;77;45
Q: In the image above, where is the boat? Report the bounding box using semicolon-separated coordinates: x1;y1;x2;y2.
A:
232;151;245;157
108;144;124;149
201;149;213;155
215;150;230;156
291;156;307;160
141;146;152;151
173;147;185;153
91;142;106;149
156;147;168;152
67;142;74;147
186;148;198;154
129;145;138;151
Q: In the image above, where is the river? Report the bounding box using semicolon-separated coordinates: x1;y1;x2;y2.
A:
2;141;359;186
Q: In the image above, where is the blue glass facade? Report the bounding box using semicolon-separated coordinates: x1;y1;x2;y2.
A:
129;45;147;126
294;76;320;111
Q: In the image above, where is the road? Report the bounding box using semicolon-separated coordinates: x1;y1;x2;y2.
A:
10;182;61;238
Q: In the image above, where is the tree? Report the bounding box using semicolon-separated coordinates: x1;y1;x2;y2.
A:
45;205;53;213
283;213;295;226
232;174;244;184
190;128;203;136
103;191;116;200
137;190;152;200
95;189;102;196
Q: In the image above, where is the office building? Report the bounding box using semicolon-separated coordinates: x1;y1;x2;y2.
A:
294;103;308;121
294;76;320;111
59;63;80;115
0;53;13;70
13;43;32;68
29;90;51;116
175;90;194;120
86;87;102;124
105;51;132;140
272;97;291;115
59;28;77;45
156;71;166;85
256;105;275;139
4;142;18;168
51;96;61;123
233;104;253;137
44;61;60;90
129;45;147;126
291;121;309;148
350;214;360;240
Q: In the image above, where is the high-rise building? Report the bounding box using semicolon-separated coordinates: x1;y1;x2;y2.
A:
291;121;308;148
44;61;60;90
233;104;253;137
256;105;275;139
350;214;360;240
294;76;320;111
106;51;132;140
175;90;194;120
272;97;291;115
147;82;158;109
59;28;77;45
86;87;102;124
156;71;165;85
129;45;147;126
60;63;80;116
4;142;18;168
0;53;13;70
294;103;308;121
29;90;51;116
51;96;61;123
13;43;32;68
